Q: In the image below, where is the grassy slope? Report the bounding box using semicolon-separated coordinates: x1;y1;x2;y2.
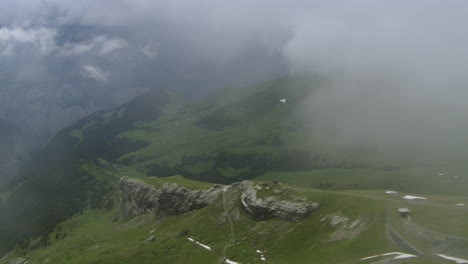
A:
255;166;468;196
4;177;467;264
0;180;393;264
63;74;468;195
2;74;468;262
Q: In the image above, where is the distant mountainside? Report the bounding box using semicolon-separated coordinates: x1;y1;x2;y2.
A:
0;119;24;189
1;74;467;259
0;75;325;254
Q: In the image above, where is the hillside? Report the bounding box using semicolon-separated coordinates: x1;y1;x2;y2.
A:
1;74;467;262
0;119;24;189
2;176;467;264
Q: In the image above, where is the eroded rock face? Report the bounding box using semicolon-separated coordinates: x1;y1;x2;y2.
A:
119;177;159;218
240;181;319;221
119;178;319;222
119;177;222;218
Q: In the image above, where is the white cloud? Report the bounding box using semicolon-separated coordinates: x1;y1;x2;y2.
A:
82;65;109;82
61;35;128;56
99;37;128;55
0;26;57;56
141;41;159;59
0;26;128;58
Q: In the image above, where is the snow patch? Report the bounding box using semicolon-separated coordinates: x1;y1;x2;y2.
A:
438;173;446;176
402;195;427;200
279;98;287;103
385;191;398;194
360;252;417;261
436;254;468;263
187;237;212;251
226;259;241;264
256;249;267;261
457;203;465;206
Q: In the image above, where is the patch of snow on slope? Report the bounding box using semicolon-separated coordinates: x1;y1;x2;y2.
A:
279;98;287;103
457;203;465;206
385;191;398;194
226;259;240;264
256;249;267;261
436;254;468;263
360;252;417;261
187;238;212;251
402;195;427;200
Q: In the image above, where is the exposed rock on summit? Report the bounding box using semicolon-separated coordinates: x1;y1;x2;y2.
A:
119;177;222;218
119;178;319;222
240;181;319;221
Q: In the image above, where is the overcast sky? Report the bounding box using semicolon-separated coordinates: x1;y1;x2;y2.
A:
1;0;468;161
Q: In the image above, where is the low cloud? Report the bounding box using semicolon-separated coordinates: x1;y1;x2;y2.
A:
283;1;468;164
82;65;109;82
60;35;128;56
1;0;468;166
141;41;159;59
0;26;57;56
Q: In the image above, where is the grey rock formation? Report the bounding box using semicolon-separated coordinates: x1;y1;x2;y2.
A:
119;177;319;222
240;181;319;221
119;177;222;218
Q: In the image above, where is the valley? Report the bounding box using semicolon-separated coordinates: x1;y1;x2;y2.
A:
0;75;467;263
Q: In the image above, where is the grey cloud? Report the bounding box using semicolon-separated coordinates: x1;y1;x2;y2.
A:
0;0;467;167
141;41;159;59
60;35;128;56
284;0;468;164
0;26;57;55
82;65;109;82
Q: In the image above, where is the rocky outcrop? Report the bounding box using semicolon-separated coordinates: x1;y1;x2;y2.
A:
119;178;319;222
119;177;222;218
321;213;366;241
240;181;319;221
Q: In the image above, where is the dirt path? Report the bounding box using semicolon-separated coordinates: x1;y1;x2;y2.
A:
222;186;236;262
386;215;424;256
404;219;468;241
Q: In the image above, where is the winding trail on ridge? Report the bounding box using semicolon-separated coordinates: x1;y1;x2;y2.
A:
222;186;236;262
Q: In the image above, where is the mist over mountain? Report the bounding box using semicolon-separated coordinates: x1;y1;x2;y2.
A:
1;1;468;263
0;119;25;188
0;0;467;158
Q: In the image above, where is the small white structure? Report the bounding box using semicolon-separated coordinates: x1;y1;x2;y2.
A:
279;98;287;103
398;208;411;219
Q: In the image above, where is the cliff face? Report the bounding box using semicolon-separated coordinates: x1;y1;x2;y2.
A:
119;177;319;222
240;181;319;221
119;177;222;218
